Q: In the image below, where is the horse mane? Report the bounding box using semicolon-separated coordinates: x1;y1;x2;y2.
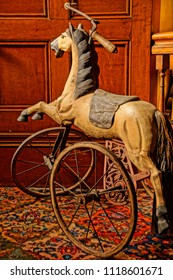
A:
66;23;99;99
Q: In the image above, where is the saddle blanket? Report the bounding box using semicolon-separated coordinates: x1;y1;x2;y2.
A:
89;89;140;129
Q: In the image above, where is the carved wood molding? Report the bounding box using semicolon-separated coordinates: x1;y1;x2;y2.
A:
152;32;173;55
152;31;173;120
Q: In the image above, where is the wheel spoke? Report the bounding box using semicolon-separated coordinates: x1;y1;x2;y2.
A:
86;162;115;196
53;179;79;196
16;159;44;165
28;143;48;156
84;202;104;252
85;200;95;245
26;170;51;190
67;202;81;229
97;198;122;239
61;161;91;190
16;162;45;176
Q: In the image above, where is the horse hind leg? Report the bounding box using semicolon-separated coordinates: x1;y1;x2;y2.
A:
127;151;169;234
149;168;169;233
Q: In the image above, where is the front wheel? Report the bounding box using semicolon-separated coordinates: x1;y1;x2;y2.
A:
50;142;137;258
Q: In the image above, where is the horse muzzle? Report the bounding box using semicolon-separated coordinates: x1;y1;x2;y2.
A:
51;40;64;58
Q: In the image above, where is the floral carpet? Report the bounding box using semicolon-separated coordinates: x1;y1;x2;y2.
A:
0;187;173;260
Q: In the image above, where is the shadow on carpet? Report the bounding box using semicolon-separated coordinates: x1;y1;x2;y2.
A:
0;187;173;260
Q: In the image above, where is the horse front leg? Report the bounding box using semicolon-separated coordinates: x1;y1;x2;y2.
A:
17;101;62;124
17;101;43;122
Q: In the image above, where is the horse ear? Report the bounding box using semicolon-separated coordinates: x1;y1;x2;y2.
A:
78;23;83;30
66;22;75;38
69;22;75;33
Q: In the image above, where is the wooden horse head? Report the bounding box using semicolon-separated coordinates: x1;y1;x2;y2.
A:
51;23;89;57
51;23;99;99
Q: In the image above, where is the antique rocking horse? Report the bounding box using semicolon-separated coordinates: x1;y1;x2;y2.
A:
17;3;173;236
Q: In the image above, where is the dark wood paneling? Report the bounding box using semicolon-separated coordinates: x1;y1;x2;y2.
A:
0;147;16;186
0;43;49;105
0;111;56;134
131;0;153;101
0;0;48;17
50;50;70;101
96;42;129;95
69;0;131;18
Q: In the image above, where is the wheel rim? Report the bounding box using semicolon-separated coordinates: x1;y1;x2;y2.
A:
50;142;137;258
11;127;90;197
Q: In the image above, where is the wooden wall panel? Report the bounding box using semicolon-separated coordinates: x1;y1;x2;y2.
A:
50;51;70;101
0;147;16;186
96;42;130;95
0;43;49;105
69;0;131;17
0;0;48;17
0;111;56;133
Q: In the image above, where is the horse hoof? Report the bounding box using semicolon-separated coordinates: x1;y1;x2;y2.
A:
17;115;28;122
157;217;169;234
157;227;173;239
32;112;43;120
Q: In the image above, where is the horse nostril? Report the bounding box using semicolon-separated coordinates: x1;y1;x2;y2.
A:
51;38;58;48
51;44;57;52
51;45;58;53
51;45;55;51
50;42;55;50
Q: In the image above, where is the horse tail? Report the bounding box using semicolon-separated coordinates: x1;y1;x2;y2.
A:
154;110;173;229
155;110;173;173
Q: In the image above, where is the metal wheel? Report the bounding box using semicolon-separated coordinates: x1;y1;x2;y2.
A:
11;127;91;197
50;142;137;258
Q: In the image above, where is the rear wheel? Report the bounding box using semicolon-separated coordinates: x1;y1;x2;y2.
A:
11;127;90;197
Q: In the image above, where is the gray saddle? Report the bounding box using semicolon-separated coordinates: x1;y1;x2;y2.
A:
89;89;140;129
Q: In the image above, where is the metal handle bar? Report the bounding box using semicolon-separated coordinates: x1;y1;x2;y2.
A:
64;2;117;53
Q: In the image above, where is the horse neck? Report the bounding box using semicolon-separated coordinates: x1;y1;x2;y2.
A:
61;43;78;101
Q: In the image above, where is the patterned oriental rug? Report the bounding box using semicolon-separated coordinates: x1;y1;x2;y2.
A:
0;187;173;260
